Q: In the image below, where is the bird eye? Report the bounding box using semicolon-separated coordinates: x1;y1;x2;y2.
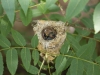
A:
41;26;57;40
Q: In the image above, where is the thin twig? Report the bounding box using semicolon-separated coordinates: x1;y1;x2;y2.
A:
57;1;65;15
38;53;47;75
48;63;52;75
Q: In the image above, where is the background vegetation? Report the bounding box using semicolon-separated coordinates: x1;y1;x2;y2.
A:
0;0;100;75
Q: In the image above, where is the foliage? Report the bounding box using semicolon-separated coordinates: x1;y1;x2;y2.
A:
0;0;100;75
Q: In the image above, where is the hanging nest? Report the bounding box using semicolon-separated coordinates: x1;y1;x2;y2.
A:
32;20;67;62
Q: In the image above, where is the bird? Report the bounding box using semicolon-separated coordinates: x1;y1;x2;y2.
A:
42;26;57;40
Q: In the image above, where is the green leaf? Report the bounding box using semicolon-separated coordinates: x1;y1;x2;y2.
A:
83;71;87;75
66;69;70;75
0;4;3;16
6;49;18;75
93;3;100;34
2;15;12;26
81;17;94;29
31;35;38;48
64;51;73;70
76;25;90;36
83;5;90;12
21;48;31;72
48;4;60;12
86;63;100;75
32;9;42;18
45;0;57;9
29;1;35;6
37;2;47;14
11;29;26;46
0;19;11;36
95;56;100;64
55;55;67;74
70;59;84;75
65;0;89;21
1;0;15;25
15;0;20;10
52;72;61;75
28;65;39;74
67;33;81;51
75;26;90;41
60;40;70;54
0;52;4;75
18;0;30;16
77;40;96;60
92;50;98;61
20;8;32;26
49;14;66;22
0;34;11;48
94;33;100;40
32;50;39;66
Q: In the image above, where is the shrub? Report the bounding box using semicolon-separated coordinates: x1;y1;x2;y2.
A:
0;0;100;75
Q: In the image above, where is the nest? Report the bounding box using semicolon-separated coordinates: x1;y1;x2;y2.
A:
32;20;66;62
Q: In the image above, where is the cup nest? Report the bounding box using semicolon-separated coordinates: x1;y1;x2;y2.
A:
32;20;66;62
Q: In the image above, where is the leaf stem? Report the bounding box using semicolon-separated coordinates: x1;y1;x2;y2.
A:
63;54;100;67
67;32;100;43
0;46;38;52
